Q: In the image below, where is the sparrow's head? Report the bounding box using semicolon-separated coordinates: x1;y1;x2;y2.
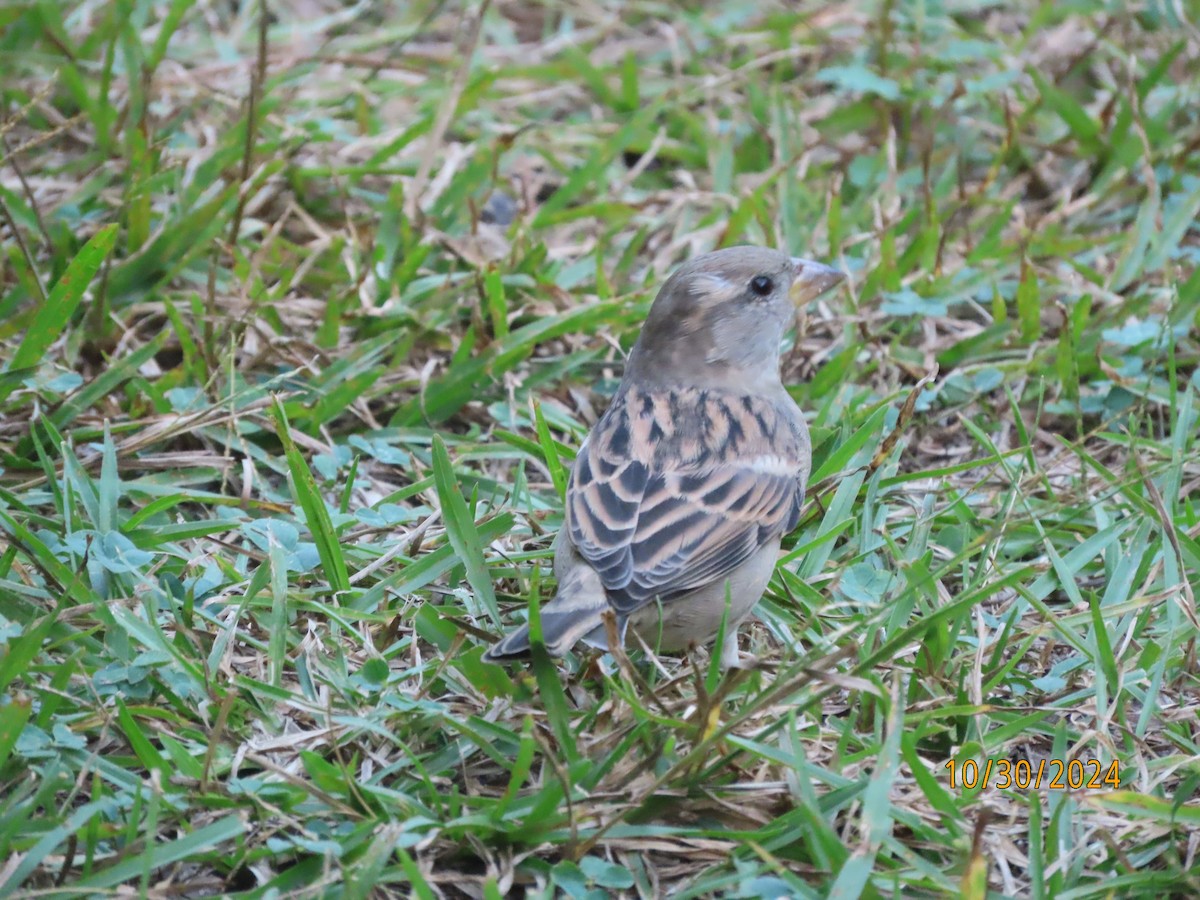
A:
627;246;844;388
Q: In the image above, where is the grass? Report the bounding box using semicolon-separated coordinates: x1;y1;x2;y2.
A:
1;0;1199;896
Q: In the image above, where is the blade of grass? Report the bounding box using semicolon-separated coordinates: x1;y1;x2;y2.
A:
431;434;501;628
271;397;351;597
1;223;118;402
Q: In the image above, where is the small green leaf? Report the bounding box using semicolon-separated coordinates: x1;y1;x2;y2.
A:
816;65;901;100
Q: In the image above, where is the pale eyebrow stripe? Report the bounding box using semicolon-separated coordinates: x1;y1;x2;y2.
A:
688;273;732;294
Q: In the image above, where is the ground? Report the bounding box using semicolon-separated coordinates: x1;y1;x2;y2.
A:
1;1;1199;897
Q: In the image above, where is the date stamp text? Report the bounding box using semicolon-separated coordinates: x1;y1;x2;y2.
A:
945;758;1120;791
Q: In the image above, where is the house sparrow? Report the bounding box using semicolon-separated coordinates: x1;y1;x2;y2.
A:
485;246;844;668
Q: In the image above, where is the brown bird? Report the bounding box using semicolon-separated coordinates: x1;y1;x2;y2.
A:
485;246;844;668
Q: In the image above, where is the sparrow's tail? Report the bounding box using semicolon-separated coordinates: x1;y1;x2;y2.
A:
483;566;614;662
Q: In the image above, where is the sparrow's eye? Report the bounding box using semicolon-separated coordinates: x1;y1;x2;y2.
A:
749;275;774;296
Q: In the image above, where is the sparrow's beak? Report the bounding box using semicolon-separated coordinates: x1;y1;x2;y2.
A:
790;257;845;304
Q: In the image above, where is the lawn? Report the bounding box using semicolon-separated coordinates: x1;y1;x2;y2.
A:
1;0;1199;897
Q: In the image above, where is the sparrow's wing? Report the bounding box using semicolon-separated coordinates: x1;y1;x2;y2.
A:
567;387;808;615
